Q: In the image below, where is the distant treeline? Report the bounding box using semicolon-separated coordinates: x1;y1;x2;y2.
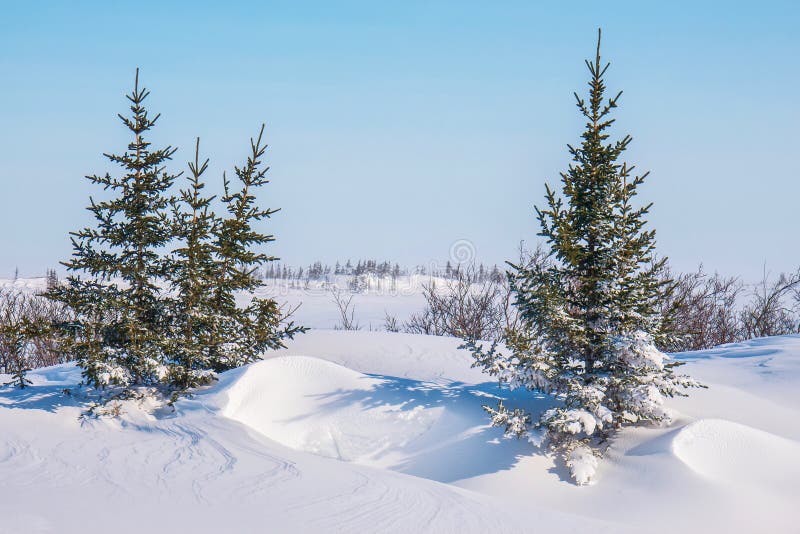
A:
260;260;505;283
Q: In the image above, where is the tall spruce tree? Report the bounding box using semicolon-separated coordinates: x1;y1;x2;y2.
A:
48;69;178;389
468;30;702;484
166;139;220;388
195;125;303;372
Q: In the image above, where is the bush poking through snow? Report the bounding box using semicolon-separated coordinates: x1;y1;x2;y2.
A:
0;288;71;384
659;265;800;352
405;250;547;342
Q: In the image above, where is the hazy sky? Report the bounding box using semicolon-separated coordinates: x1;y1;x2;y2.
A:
1;1;798;280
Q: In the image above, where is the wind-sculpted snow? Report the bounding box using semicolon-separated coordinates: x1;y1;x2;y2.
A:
671;418;800;491
219;356;444;462
213;354;552;483
1;330;799;532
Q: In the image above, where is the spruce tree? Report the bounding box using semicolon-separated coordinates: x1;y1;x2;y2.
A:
468;30;702;484
46;71;305;397
167;139;220;388
48;69;179;389
201;125;304;371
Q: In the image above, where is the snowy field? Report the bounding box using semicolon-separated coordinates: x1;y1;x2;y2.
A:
1;277;799;533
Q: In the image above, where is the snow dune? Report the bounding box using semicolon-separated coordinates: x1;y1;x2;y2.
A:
255;331;800;532
213;351;548;484
220;356;444;462
671;418;800;492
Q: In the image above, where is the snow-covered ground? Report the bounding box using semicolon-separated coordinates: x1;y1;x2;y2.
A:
1;277;799;532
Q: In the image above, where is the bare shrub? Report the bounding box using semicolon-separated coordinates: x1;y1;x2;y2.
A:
739;268;800;339
405;244;548;342
0;287;72;385
0;290;33;386
661;265;800;351
405;264;507;341
330;286;360;331
383;313;400;333
661;265;744;351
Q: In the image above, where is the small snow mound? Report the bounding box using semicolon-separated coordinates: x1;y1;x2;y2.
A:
671;418;800;490
220;356;443;462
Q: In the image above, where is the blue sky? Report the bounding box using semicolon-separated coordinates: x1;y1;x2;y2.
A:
1;1;798;280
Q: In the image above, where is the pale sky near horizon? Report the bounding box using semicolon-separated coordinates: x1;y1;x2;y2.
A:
1;1;798;281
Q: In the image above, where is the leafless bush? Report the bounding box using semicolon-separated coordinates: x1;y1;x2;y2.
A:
26;295;72;367
330;287;360;331
0;287;72;383
405;264;507;341
662;265;800;351
384;313;400;333
661;265;745;351
405;244;548;342
739;268;800;339
0;290;32;385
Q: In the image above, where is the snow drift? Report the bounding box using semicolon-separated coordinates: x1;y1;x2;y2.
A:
671;418;800;491
220;356;443;462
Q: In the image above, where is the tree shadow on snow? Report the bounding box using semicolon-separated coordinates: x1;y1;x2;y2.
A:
0;382;82;414
284;374;559;483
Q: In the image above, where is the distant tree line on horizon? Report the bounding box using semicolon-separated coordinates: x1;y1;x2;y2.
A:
259;259;505;284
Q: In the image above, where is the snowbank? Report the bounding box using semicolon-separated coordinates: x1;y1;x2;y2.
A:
671;418;800;491
221;356;443;462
